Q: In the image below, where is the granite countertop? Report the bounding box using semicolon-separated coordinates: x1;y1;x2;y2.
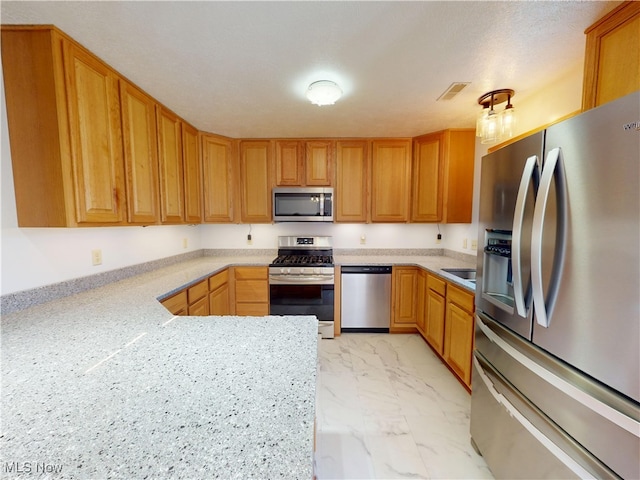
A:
1;252;476;478
1;256;316;479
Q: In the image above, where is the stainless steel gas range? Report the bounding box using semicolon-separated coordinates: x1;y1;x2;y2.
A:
269;236;335;338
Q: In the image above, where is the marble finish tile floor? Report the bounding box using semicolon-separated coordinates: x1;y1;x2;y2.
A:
315;333;494;480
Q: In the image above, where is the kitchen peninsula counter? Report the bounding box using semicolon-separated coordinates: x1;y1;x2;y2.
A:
1;255;316;479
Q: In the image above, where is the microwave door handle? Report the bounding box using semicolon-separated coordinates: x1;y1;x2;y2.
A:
512;155;539;318
319;193;325;216
531;147;568;328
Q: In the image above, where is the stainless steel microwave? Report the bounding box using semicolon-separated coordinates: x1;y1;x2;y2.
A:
272;187;333;222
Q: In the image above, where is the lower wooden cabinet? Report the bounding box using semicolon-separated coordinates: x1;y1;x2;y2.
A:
233;266;269;316
209;269;231;315
425;273;447;355
443;284;474;387
161;290;188;316
391;266;418;333
160;268;232;316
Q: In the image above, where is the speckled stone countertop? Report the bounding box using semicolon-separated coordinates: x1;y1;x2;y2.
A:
1;255;317;479
1;252;475;479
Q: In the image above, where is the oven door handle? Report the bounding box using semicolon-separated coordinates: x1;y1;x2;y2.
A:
269;275;334;285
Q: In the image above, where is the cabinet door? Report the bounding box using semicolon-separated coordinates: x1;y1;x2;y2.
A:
182;122;202;223
411;133;442;222
392;267;417;326
441;130;475;223
371;140;411;222
335;141;369;222
188;295;209;316
157;107;184;223
202;134;235;223
275;140;303;186
210;284;231;315
239;141;273;223
305;140;334;186
426;289;446;355
63;41;125;224
416;269;427;334
119;80;160;224
161;290;188;316
234;266;269;315
444;301;474;386
582;2;640;109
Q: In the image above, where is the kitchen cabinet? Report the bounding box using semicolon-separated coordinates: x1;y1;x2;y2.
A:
416;268;428;335
1;26;126;227
157;106;185;224
335;141;369;223
209;269;231;315
412;129;475;223
161;290;188;316
239;141;273;223
187;279;210;316
371;139;412;222
202;134;236;223
275;140;303;186
275;140;334;186
391;266;418;332
182;122;202;224
120;80;161;224
233;266;269;316
425;273;446;355
582;1;640;110
444;283;474;387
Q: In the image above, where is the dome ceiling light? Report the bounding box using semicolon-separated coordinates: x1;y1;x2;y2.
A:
306;80;343;106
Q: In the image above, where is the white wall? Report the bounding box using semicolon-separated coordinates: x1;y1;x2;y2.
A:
0;58;585;296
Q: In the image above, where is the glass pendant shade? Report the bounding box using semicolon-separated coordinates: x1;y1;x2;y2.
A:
476;106;488;138
477;89;516;144
501;105;517;139
481;110;500;144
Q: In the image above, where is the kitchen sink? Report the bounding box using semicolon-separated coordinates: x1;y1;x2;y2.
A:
441;268;477;281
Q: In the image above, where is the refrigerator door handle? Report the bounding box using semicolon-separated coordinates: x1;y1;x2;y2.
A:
512;155;539;317
531;147;568;328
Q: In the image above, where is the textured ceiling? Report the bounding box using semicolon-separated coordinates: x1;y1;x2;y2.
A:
1;1;620;138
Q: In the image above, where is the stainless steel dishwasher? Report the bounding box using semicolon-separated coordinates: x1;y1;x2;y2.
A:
341;265;392;332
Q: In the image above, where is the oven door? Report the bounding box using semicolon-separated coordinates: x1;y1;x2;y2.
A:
269;278;334;321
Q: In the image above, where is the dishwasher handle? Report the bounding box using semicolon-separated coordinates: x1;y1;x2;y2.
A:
341;265;392;274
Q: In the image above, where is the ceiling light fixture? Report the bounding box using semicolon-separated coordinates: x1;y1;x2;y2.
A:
306;80;342;106
477;89;516;144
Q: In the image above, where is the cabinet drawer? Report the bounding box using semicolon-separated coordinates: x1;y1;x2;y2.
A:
161;290;187;315
234;266;268;280
427;274;446;296
209;269;229;291
236;303;269;316
447;284;474;312
235;280;269;303
187;279;209;304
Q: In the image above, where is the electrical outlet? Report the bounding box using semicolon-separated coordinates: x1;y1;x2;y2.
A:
360;234;366;245
436;233;442;244
463;238;468;249
247;234;253;245
91;249;102;266
471;239;478;250
182;238;188;249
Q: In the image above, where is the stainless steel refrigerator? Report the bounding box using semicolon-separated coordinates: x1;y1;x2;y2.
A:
471;91;640;479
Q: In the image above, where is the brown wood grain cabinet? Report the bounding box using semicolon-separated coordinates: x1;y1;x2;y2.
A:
391;266;418;333
335;141;369;223
412;129;475;223
582;1;640;110
425;273;447;355
444;283;475;387
202;134;236;223
209;269;231;315
233;266;269;316
157;106;185;224
239;141;273;223
275;140;304;186
416;268;428;335
182;122;203;224
1;26;127;226
371;139;412;222
305;140;334;186
120;80;161;224
161;290;188;316
275;139;334;186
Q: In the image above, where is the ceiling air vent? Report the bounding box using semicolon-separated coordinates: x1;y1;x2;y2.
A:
437;82;470;101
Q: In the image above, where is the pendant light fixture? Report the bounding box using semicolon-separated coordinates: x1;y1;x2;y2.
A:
477;89;516;144
306;80;342;106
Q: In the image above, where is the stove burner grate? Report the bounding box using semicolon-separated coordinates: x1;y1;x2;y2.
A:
272;254;334;266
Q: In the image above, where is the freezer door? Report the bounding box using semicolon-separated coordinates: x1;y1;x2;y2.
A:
476;131;543;339
532;91;640;403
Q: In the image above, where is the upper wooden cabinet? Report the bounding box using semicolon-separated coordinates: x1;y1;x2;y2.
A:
335;141;369;223
156;106;185;224
202;134;236;223
582;1;640;110
275;140;334;186
1;26;126;226
182;122;202;224
239;141;273;223
371;139;412;222
412;129;475;223
120;80;160;225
